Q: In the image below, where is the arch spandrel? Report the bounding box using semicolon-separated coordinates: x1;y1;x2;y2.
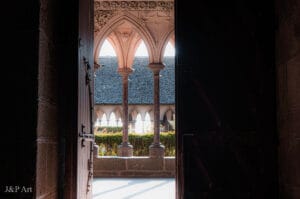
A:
107;23;143;68
159;28;175;61
95;13;155;67
105;31;139;68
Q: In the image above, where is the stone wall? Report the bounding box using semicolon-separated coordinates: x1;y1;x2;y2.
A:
276;0;300;198
36;0;59;198
94;156;175;177
35;0;80;198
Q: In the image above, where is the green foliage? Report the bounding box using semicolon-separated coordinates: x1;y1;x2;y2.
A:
96;126;123;133
95;131;175;156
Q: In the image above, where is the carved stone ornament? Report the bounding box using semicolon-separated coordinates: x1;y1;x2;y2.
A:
94;10;116;32
94;1;174;32
95;1;174;11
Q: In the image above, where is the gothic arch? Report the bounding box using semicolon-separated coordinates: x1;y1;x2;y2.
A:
114;107;122;120
164;109;174;121
95;109;104;120
94;13;155;67
130;109;138;121
160;28;175;61
107;30;142;68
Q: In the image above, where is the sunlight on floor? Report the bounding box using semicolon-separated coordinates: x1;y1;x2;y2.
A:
93;178;175;199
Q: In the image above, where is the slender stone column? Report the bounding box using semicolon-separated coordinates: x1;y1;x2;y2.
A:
117;67;133;156
132;119;136;133
148;63;165;158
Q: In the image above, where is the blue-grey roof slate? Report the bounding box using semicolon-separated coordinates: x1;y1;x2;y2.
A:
94;56;175;104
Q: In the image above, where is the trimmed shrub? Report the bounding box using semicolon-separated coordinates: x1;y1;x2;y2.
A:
96;126;122;133
95;131;175;156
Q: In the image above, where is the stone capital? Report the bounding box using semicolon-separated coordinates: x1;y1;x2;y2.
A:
118;67;133;76
148;63;165;74
94;62;101;70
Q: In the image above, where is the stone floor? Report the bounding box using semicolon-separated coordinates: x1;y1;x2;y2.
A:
93;178;175;199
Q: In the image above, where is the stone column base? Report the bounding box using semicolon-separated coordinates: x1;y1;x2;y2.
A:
117;143;133;157
149;143;165;158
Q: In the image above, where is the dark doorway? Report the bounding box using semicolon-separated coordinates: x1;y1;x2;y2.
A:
175;0;278;198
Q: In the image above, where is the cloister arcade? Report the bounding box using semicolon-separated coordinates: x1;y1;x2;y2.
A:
94;104;175;133
93;0;175;157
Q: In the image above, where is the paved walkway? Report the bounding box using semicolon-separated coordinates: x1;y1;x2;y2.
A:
93;178;175;199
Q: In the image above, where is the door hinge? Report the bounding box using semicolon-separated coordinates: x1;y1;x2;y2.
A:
79;124;94;147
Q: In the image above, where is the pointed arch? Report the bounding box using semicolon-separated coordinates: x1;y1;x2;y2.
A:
135;113;143;133
95;109;104;120
114;108;122;120
163;41;175;57
130;110;138;121
159;28;175;62
99;39;117;57
165;109;174;121
108;112;117;126
144;112;152;132
94;13;155;67
134;40;149;57
107;30;142;68
101;113;108;126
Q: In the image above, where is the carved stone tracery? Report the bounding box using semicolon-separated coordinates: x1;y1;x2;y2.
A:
94;10;116;32
95;1;174;11
94;1;174;33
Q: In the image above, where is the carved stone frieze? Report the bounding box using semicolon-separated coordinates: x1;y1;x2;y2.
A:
94;1;174;32
94;10;116;32
95;1;174;11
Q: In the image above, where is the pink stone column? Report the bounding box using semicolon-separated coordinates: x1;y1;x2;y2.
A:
148;63;165;158
117;67;133;156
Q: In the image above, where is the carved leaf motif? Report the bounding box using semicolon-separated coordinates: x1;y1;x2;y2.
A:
95;1;174;11
139;1;148;9
94;10;116;32
102;1;110;8
129;1;139;9
121;1;129;8
95;1;101;10
149;2;157;9
94;1;174;33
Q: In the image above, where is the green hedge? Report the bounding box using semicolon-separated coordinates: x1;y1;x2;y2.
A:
96;126;123;133
95;131;175;156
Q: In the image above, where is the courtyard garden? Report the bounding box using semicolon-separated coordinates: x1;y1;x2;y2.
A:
94;129;175;156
